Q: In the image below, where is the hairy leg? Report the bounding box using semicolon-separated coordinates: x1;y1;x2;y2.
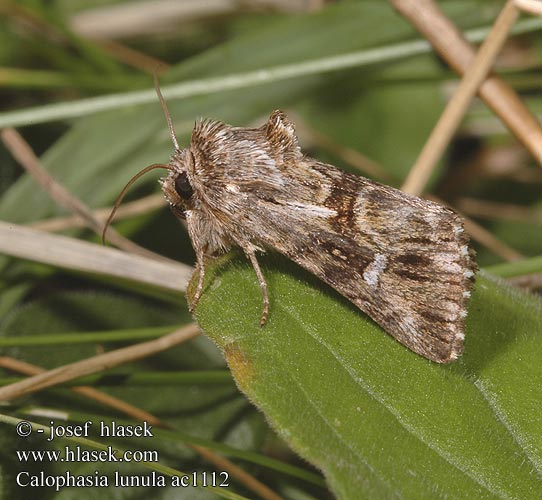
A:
241;245;269;326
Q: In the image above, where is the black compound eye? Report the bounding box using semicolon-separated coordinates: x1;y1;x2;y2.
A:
174;172;193;200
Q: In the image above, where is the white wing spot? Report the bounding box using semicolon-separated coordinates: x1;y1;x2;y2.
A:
285;202;335;217
402;314;419;337
442;262;461;274
363;254;388;287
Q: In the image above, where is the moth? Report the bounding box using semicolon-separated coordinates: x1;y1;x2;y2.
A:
106;86;476;364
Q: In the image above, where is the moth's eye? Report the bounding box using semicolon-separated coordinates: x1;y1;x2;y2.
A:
174;172;193;200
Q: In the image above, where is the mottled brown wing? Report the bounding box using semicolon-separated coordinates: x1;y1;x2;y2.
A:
235;161;476;363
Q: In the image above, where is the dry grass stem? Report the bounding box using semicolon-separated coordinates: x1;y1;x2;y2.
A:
427;196;524;262
462;219;523;262
0;221;193;292
0;357;160;423
69;0;321;39
515;0;542;15
400;0;520;195
187;443;285;500
70;0;240;39
391;0;542;169
0;323;200;401
1;127;171;263
510;168;542;184
30;193;165;232
508;274;542;291
455;197;542;223
0;358;285;500
94;39;170;74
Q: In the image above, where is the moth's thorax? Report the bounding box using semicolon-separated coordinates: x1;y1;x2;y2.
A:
188;113;301;185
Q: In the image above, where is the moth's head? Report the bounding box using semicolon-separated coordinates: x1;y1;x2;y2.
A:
153;76;198;220
159;149;196;219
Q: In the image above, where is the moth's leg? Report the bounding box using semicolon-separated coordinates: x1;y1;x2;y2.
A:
189;251;206;312
241;246;269;326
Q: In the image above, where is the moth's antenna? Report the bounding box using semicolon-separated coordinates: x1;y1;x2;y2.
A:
153;73;180;151
102;163;172;245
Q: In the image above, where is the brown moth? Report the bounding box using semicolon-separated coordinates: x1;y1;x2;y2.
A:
107;87;476;364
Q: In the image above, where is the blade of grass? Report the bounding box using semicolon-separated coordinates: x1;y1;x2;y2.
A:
484;256;542;278
0;325;177;347
0;323;200;401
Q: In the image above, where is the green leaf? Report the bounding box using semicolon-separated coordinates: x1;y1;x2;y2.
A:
192;252;542;499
